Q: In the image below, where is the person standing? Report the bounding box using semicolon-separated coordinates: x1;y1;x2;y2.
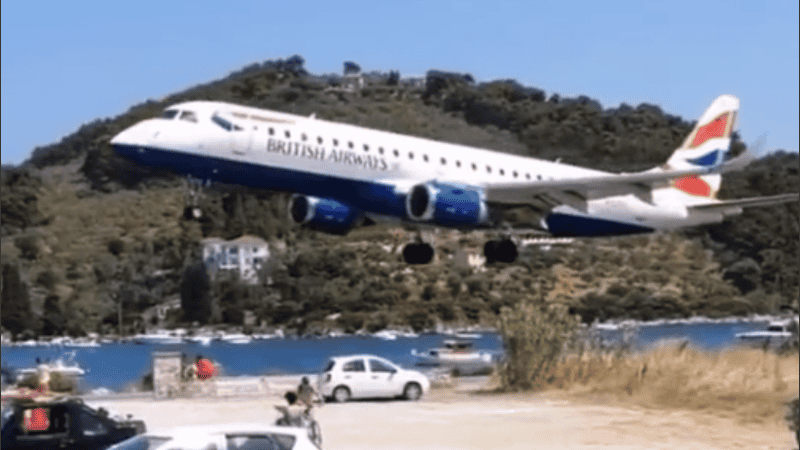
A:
297;376;321;407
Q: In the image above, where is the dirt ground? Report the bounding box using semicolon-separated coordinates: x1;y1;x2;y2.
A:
85;386;796;450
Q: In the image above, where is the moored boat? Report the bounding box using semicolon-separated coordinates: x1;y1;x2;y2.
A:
412;339;499;374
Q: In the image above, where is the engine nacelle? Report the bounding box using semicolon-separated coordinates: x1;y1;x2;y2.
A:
289;195;361;235
405;182;490;227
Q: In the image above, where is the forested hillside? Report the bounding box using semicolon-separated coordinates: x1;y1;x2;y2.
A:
1;55;797;338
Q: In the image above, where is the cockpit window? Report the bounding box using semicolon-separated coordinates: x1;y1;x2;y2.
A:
180;110;198;123
211;115;244;131
161;109;179;120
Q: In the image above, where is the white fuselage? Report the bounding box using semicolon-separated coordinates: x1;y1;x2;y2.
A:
110;101;719;235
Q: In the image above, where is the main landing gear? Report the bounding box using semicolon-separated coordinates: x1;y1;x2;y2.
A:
403;241;435;265
401;236;518;265
483;239;518;264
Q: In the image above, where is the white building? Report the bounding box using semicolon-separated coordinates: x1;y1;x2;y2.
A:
202;235;270;284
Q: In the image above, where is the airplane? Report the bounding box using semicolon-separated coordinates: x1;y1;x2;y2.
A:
110;94;798;264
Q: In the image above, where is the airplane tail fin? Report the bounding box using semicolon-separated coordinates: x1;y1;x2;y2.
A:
663;95;740;200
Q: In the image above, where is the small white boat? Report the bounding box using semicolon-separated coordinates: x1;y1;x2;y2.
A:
133;332;184;345
16;351;86;377
373;330;398;340
63;338;101;347
413;340;497;370
735;321;796;346
220;334;252;344
186;335;213;346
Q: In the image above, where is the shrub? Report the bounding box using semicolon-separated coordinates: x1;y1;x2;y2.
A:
497;298;580;391
788;397;799;449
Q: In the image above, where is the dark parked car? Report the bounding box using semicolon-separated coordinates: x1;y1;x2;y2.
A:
1;396;145;450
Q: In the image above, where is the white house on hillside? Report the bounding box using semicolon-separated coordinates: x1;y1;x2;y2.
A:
202;235;270;284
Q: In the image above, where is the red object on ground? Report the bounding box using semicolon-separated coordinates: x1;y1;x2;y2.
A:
196;359;216;380
25;407;50;431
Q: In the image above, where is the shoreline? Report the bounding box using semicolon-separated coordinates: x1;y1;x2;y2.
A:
2;313;795;347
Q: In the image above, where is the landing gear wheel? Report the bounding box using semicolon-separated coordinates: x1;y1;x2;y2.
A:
484;239;518;264
332;386;351;403
403;243;434;264
403;382;422;401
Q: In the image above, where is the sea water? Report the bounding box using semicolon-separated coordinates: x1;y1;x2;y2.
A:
0;320;782;392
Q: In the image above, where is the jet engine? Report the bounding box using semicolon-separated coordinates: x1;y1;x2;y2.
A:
288;195;362;235
405;182;490;227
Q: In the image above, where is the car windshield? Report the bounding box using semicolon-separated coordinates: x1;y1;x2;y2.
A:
323;360;335;372
107;435;171;450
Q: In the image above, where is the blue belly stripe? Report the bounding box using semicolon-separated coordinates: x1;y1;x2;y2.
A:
545;212;654;237
113;145;407;216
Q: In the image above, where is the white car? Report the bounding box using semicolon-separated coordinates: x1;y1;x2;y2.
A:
319;354;430;402
106;423;320;450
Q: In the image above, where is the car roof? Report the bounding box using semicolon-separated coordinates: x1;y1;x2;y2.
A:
329;354;391;362
145;422;308;437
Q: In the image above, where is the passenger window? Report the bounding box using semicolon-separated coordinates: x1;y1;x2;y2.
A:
369;359;396;373
499;169;505;176
526;173;531;180
472;163;477;171
393;149;399;157
301;133;307;141
317;136;323;144
512;171;518;178
284;130;291;138
333;139;339;146
537;174;542;180
486;166;492;173
378;147;384;154
342;359;365;372
423;155;429;162
180;111;198;123
440;157;446;165
160;109;179;120
269;128;274;135
348;141;354;148
408;152;414;159
363;144;369;152
456;161;461;168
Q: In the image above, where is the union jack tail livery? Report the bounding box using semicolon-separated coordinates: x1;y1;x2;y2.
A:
664;95;739;200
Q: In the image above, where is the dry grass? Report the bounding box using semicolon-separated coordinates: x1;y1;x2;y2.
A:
541;343;799;425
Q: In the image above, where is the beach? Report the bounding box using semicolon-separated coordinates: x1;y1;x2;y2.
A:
83;376;796;450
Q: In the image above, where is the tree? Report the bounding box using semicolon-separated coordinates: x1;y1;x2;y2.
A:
343;61;361;75
1;264;36;335
180;262;212;324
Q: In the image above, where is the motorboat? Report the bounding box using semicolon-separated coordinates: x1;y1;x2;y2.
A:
220;334;253;344
735;320;797;347
412;339;498;374
15;351;86;377
132;331;184;345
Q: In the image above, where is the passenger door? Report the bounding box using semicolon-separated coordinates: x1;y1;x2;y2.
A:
339;358;369;398
366;358;402;397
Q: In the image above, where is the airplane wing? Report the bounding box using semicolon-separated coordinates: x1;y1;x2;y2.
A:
483;166;718;210
482;154;763;211
688;193;799;216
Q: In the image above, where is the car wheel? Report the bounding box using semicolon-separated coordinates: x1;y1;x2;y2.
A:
403;382;422;401
332;386;351;403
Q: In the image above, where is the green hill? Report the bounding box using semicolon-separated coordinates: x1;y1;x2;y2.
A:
1;55;797;338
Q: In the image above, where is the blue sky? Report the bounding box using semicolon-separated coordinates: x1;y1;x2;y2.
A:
2;0;798;166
